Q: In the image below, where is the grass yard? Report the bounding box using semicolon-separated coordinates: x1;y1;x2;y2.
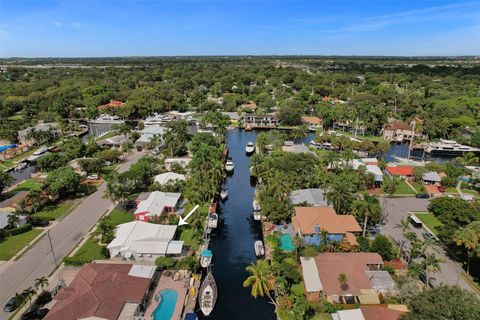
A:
0;229;43;260
411;182;425;193
35;201;75;221
415;212;443;235
461;189;479;197
445;187;458;193
70;236;106;261
395;180;416;194
12;178;42;192
179;228;200;250
108;208;135;225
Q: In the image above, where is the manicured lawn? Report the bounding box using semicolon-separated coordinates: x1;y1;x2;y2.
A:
108;208;135;225
179;228;200;250
70;236;106;261
395;180;415;194
12;179;42;192
445;187;458;193
415;212;443;235
35;202;75;221
0;229;43;260
412;182;425;193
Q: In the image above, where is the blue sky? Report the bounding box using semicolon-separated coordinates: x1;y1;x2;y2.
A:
1;0;479;57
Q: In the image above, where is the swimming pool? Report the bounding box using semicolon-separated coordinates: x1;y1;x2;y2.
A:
151;289;178;320
279;234;296;251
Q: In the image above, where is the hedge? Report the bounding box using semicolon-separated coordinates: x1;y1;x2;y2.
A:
5;224;32;237
63;257;94;266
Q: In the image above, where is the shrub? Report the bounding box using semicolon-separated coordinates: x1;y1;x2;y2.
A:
35;291;52;305
155;257;176;270
370;234;395;260
64;257;94;266
301;246;319;258
5;224;32;236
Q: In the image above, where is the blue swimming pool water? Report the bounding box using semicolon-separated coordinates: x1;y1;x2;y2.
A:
279;234;296;251
152;289;178;320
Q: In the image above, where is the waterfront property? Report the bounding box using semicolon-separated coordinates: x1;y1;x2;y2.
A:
107;221;184;260
97;134;130;148
134;191;183;221
300;252;395;304
242;112;278;128
135;125;166;149
145;272;189;320
45;263;155;320
386;165;414;178
292;206;362;246
17;122;61;145
422;171;441;184
382;121;415;142
301;116;323;130
289;188;329;207
281;142;317;156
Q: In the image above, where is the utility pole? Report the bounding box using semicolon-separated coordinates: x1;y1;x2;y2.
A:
47;230;58;267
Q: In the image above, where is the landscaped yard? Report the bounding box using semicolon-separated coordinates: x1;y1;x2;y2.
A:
179;228;200;250
108;208;135;225
461;189;479;197
411;182;425;193
69;236;106;262
35;201;76;221
395;180;415;194
0;229;43;260
415;212;443;235
445;187;458;193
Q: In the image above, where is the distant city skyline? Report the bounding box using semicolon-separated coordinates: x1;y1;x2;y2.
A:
1;0;479;58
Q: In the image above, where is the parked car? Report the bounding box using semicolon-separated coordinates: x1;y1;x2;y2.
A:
123;200;137;209
3;296;20;312
30;218;49;227
86;174;99;180
21;308;49;320
422;232;436;242
415;193;430;199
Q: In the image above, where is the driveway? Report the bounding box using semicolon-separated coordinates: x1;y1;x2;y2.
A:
0;151;144;318
381;197;475;292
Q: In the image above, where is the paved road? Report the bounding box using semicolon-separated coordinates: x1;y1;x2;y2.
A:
0;151;144;317
382;197;474;292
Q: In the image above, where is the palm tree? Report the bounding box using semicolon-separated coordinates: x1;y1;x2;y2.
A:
290;125;309;142
34;276;49;292
255;133;269;154
337;273;348;303
14;293;25;308
25;189;42;214
455;152;479;166
7;213;19;228
423;253;442;287
453;225;479;275
394;218;411;260
22;287;36;307
352;194;382;237
243;260;277;308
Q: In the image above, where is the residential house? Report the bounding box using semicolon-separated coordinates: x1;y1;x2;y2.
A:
0;191;29;212
386;166;413;179
422;171;441;184
164;157;192;170
167;111;195;121
134;191;182;221
97;99;126;111
292;207;362;246
240;101;257;112
18;122;61;145
221;112;241;121
135;125;166;149
108;221;184;260
45;263;155;320
0;211;27;230
382;121;415;142
300;252;395;303
333;121;367;135
243;113;278;128
154;172;186;186
332;306;405;320
365;165;384;185
289;188;329;207
97;134;130;148
301;116;323;130
282;143;317;156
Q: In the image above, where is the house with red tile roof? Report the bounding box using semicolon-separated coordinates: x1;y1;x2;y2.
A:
300;252;396;304
386;166;413;177
301;116;323;129
292;207;362;246
45;263;155;320
382;121;415;142
98;100;126;110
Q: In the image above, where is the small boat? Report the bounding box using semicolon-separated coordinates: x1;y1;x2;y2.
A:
252;200;261;212
220;189;228;200
225;158;234;172
199;271;217;316
246;141;255;154
33;146;49;156
200;249;213;268
254;240;265;257
207;212;218;229
253;211;261;221
14;162;28;172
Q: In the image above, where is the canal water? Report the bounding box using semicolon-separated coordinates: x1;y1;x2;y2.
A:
200;129;275;320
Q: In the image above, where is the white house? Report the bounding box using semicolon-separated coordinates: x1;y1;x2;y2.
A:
134;191;182;221
164;157;192;170
135;125;166;148
154;172;186;186
107;221;184;261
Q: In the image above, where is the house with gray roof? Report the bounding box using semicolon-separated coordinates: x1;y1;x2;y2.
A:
422;171;441;184
289;188;329;207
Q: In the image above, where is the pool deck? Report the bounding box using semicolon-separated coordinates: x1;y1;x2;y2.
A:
145;272;189;320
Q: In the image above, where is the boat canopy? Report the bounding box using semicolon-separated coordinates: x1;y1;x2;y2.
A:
201;249;213;257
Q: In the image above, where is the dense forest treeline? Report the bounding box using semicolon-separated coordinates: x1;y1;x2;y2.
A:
1;57;479;145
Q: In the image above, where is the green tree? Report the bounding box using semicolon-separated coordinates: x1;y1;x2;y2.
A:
0;171;13;193
370;234;395;260
337;273;348;301
34;276;49;292
352;194;382;236
453;221;480;275
243;260;277;308
43;166;81;197
395;217;411;260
